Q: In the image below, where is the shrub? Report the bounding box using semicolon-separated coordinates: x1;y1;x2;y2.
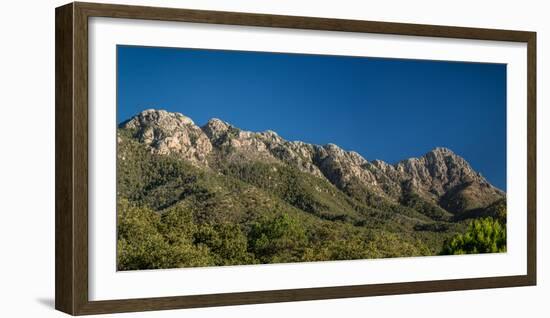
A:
440;218;506;255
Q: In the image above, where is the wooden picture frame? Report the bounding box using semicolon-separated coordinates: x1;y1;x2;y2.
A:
55;2;536;315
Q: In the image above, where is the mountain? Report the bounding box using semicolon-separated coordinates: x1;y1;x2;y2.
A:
116;109;506;270
120;109;503;213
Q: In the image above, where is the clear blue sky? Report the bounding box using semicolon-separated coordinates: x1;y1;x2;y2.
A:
117;45;507;191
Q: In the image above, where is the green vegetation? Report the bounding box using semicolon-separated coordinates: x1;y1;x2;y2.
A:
440;218;506;255
248;213;307;263
117;199;212;270
400;189;453;221
116;130;506;270
452;198;507;224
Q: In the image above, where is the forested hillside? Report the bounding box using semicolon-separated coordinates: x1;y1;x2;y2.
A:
117;109;506;270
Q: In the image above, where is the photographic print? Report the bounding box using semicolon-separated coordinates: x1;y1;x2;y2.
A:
116;45;507;271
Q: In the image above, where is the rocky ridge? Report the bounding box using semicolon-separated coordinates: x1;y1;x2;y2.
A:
119;109;504;213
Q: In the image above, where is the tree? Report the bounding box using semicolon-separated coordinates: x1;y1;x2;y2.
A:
441;218;506;255
117;199;212;270
248;213;307;263
117;198;173;270
194;223;254;265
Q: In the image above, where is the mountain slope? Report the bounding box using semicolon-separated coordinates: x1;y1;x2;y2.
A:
116;109;506;270
120;109;504;213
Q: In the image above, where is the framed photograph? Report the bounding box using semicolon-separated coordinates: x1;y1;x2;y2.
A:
55;2;536;315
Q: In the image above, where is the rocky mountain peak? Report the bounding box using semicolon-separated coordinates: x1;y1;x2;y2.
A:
118;109;504;213
423;147;467;168
429;146;454;154
122;109;195;130
391;147;501;206
264;130;278;136
201;118;231;141
120;109;212;165
324;143;342;152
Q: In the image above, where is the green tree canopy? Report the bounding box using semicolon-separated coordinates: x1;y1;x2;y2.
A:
248;213;308;263
441;218;506;255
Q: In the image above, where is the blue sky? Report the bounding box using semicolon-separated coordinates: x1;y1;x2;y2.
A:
117;45;507;190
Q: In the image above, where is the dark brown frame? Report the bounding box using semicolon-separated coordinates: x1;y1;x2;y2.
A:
55;1;537;315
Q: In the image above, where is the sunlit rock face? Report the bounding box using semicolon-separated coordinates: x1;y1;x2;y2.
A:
120;109;504;212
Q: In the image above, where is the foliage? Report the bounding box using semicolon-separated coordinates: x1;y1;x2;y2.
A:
116;130;507;270
194;223;255;265
400;190;452;221
453;198;507;224
440;218;506;255
117;199;212;270
248;213;307;263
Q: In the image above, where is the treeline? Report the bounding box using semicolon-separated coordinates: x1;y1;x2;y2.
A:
117;198;434;270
